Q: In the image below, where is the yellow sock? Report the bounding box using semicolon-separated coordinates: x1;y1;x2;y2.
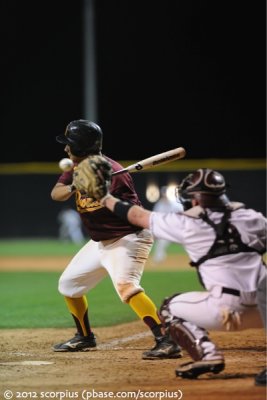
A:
129;292;161;324
64;295;91;336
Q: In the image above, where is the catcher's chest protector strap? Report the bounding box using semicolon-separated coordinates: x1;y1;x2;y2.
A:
190;209;259;268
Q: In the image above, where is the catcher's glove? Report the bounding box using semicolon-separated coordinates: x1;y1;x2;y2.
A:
73;155;113;200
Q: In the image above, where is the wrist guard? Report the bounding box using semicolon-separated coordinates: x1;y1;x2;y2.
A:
114;201;133;221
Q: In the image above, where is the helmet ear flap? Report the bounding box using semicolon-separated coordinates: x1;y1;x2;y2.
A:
175;183;193;210
67;142;89;157
180;196;193;211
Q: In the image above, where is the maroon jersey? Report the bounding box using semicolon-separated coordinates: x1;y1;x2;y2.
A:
57;156;142;241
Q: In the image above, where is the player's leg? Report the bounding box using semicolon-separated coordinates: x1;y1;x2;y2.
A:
255;274;267;386
102;229;182;359
256;274;266;328
128;291;182;359
159;294;225;379
164;287;263;331
53;240;106;352
158;286;264;378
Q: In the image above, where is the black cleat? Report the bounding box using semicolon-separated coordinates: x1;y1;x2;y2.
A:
52;332;97;352
255;368;267;386
142;336;183;360
175;359;225;379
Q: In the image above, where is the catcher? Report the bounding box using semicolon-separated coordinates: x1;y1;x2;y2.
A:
74;157;267;381
51;119;182;359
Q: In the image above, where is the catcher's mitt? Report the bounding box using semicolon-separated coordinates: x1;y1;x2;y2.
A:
73;155;113;199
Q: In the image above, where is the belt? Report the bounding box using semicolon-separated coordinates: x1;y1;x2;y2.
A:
222;287;240;297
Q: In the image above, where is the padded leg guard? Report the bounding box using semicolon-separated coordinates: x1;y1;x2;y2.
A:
169;318;205;361
159;296;209;361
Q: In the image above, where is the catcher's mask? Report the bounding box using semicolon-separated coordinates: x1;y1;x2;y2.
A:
56;119;103;157
176;168;230;210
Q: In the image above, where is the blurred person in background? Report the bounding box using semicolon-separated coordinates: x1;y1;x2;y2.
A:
152;186;183;263
57;206;85;244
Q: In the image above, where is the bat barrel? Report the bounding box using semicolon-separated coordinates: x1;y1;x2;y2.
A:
112;147;186;176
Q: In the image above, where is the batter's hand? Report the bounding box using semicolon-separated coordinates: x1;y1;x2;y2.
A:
73;155;113;200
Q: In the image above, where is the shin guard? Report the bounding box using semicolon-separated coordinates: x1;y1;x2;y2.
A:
159;296;207;361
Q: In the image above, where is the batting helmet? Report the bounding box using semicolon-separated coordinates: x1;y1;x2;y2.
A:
56;119;103;157
177;168;229;209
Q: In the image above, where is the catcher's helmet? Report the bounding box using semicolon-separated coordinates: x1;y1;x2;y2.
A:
177;168;229;210
56;119;103;157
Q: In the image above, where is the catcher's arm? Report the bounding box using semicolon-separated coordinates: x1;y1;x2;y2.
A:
101;195;151;229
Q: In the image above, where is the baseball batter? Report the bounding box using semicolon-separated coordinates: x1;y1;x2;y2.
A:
50;119;181;359
78;162;266;379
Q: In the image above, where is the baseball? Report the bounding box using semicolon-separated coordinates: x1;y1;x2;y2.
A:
59;158;74;172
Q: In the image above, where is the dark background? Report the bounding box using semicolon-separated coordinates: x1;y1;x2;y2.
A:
1;1;266;237
2;0;266;163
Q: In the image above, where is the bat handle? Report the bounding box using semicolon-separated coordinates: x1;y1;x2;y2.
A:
112;169;126;176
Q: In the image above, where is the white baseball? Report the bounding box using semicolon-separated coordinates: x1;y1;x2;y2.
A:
59;158;74;171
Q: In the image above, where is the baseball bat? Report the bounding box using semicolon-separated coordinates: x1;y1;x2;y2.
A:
112;147;186;176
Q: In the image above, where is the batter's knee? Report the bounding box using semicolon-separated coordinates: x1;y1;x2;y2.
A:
58;274;83;298
116;282;144;303
58;274;70;296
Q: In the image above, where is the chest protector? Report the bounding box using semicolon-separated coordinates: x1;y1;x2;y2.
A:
189;205;264;268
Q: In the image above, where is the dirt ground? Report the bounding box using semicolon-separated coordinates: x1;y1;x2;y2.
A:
0;256;266;400
0;254;190;271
